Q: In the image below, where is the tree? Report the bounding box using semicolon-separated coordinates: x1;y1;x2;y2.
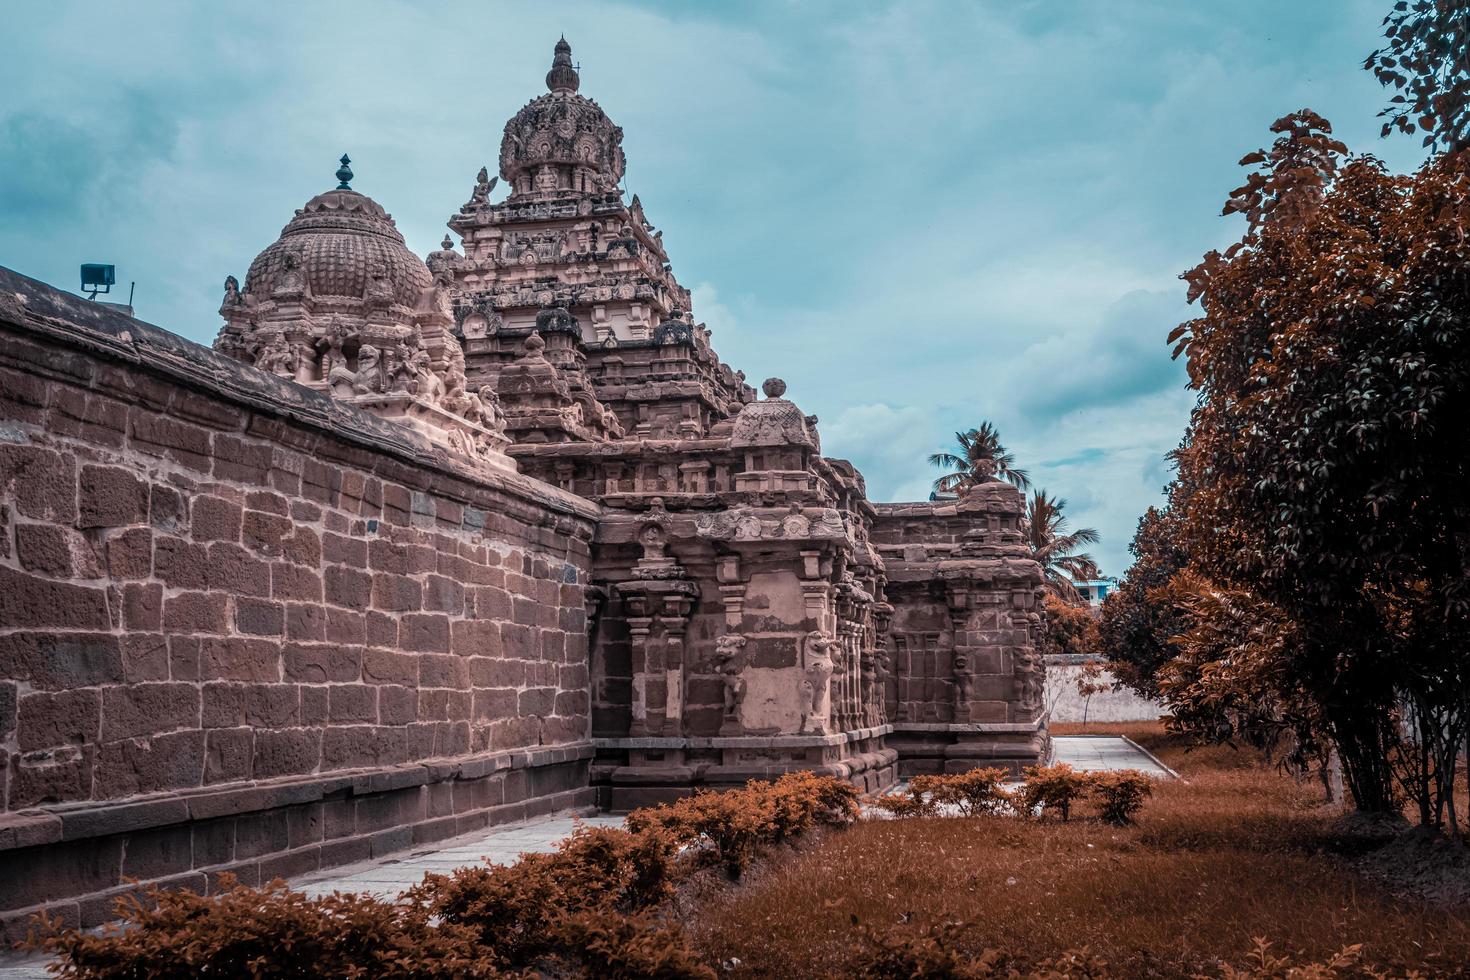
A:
1098;496;1189;700
1366;0;1470;152
1025;490;1100;603
1168;107;1470;820
1038;593;1100;659
927;422;1030;493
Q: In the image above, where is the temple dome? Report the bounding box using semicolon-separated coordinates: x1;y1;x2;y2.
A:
730;378;817;448
243;158;432;306
499;38;626;196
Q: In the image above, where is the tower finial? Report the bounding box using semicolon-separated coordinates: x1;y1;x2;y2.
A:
546;37;579;93
335;154;353;190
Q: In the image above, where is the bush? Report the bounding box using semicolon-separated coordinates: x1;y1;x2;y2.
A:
1089;771;1154;826
1019;764;1096;822
32;773;858;977
625;772;855;877
29;875;499;979
926;768;1012;817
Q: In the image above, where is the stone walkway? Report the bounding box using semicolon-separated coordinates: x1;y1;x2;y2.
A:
293;812;625;900
0;736;1169;979
1051;734;1175;777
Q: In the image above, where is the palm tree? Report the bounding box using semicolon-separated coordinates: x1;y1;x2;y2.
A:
1026;490;1101;603
927;423;1030;494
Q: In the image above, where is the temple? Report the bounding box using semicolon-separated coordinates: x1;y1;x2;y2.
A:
0;39;1044;930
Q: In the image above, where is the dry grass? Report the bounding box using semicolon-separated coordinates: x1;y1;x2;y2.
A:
684;723;1470;978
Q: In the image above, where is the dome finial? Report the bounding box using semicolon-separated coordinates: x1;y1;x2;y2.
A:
335;153;353;190
546;36;579;93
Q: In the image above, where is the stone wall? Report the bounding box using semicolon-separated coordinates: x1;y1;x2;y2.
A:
0;268;599;936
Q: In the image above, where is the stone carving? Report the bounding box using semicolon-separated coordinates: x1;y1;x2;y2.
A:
712;634;747;725
801;631;837;734
730;378;817;448
470;166;497;204
952;653;974;722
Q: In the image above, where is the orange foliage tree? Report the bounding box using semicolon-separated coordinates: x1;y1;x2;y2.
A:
1164;106;1470;823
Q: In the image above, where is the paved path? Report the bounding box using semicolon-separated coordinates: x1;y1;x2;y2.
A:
293;812;625;899
1051;734;1175;777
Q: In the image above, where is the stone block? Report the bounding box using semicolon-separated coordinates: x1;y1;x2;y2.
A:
16;523;102;578
378;685;418;725
101;683;200;740
362;648;416;686
93;731;206;799
252;729;321;780
201;637;280;682
402;613;450;652
154;535;209;588
205;728;254;784
328;685;378;724
271;562;322;601
371;573;422;612
122;582;164;631
18;689;101;751
191;818;237;868
236;597;285;636
283;643;361;684
0;632;124;690
191;495;244;542
0;444;75;522
324;565;372;610
285;602;326;641
206;542;271;596
163;591;229;634
0;565;109;629
234;809;290;859
77;465;149;528
122;825;195;880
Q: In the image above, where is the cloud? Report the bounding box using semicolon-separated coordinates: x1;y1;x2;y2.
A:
0;0;1430;577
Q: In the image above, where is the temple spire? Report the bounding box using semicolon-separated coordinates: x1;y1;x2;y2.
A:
335;153;353;190
546;36;580;94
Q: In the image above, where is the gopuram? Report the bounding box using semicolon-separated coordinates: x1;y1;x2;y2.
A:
0;39;1044;930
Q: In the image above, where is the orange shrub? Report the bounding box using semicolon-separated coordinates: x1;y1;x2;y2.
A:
1089;771;1154;826
29;875;499;979
1018;763;1095;822
927;767;1013;817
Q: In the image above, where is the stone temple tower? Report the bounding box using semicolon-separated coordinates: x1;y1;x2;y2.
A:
428;40;1047;807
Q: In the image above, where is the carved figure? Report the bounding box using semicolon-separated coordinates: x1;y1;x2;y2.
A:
535;165;558;192
952;653;974;722
471;166;497;203
256;337;296;379
274;248;306;298
222;275;241;307
801;631;837;734
712;634;747;720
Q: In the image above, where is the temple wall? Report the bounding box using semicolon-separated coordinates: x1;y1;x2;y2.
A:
0;268;598;936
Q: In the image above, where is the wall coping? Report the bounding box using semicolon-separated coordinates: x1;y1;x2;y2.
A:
0;265;599;525
0;741;595;853
889;719;1045;734
594;724;894;750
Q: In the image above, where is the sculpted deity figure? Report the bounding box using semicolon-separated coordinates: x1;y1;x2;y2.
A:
329;344;380;396
471;166;497;204
535;165;558;192
256;337;296;379
712;634;747;721
274;248;306;298
475;385;506;432
365;264;395;311
411;348;443;403
801;631;837;734
952;653;974;722
222;275;241;308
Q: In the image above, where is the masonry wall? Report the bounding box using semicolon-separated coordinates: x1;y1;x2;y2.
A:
0;268;599;937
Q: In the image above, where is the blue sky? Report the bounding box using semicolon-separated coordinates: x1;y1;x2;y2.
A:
1;1;1429;575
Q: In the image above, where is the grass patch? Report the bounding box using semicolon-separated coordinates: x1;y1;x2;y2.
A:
685;723;1470;977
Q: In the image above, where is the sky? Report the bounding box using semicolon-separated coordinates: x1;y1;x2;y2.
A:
0;0;1430;576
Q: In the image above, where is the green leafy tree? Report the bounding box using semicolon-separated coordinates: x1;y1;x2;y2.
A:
1025;490;1100;602
927;422;1030;493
